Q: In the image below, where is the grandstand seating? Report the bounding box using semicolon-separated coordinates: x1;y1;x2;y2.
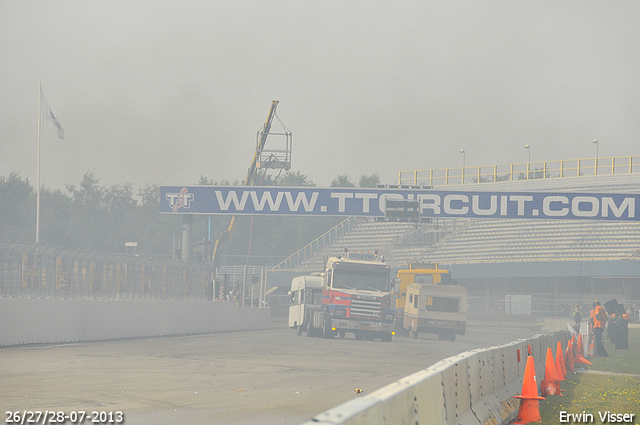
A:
422;219;640;264
289;174;640;270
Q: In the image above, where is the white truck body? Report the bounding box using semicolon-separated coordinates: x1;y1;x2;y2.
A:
403;282;467;340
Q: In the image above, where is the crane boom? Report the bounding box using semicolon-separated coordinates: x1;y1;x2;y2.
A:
246;100;279;185
211;100;280;265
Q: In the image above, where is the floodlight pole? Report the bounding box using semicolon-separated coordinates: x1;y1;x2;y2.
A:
36;80;42;244
593;139;599;175
524;144;531;179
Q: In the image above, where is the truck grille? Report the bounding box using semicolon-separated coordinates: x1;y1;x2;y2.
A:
350;299;381;317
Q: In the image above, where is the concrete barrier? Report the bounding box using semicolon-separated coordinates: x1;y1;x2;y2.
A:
0;298;271;346
301;331;568;425
309;367;447;425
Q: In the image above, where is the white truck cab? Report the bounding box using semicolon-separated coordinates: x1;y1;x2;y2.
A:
288;250;395;341
288;276;324;335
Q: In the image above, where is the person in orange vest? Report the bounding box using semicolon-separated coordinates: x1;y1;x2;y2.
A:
592;300;608;357
588;303;596;354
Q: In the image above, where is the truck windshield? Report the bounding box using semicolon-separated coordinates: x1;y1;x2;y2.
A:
332;267;389;292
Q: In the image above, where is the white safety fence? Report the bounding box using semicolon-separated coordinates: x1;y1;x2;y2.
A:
505;295;532;315
301;331;568;425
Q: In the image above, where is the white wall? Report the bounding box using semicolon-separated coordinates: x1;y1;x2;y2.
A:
0;299;271;346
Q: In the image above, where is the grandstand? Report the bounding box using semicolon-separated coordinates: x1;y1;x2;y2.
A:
276;173;640;271
424;219;640;263
267;172;640;316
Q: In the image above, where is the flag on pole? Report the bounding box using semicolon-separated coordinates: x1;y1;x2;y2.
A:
40;87;65;140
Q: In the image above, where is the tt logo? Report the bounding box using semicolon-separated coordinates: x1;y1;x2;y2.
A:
166;187;194;212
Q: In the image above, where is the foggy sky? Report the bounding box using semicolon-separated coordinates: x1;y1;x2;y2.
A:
2;1;639;193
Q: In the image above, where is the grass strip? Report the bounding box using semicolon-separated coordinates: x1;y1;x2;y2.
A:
588;328;640;375
536;328;640;425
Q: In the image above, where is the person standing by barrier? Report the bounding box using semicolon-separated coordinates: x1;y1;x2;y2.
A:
592;300;608;357
616;312;630;350
589;303;596;350
607;312;618;344
573;304;583;330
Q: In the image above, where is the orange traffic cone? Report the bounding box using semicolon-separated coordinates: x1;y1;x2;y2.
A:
514;356;545;424
576;334;584;356
527;344;532;356
577;333;583;353
574;334;592;365
566;336;573;356
565;338;575;372
541;348;562;396
556;341;567;380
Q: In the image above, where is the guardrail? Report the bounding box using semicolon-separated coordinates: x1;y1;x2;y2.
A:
0;241;215;300
399;155;640;186
301;330;568;425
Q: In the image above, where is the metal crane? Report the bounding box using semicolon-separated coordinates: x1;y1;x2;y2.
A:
211;100;288;266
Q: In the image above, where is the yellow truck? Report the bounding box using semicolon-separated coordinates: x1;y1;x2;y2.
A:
396;263;467;340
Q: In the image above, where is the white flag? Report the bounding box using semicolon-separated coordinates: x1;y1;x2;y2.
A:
40;87;65;140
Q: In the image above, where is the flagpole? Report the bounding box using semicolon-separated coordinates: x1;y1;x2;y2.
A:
36;80;41;244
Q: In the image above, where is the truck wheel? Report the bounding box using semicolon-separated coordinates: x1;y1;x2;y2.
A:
306;316;315;337
339;331;346;338
296;324;303;336
323;318;334;339
409;329;418;339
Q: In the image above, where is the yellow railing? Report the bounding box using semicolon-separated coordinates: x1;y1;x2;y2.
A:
399;156;640;186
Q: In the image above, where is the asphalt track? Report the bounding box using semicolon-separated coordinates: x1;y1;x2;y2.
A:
1;320;539;425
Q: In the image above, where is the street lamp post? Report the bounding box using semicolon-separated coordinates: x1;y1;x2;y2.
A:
460;149;465;183
524;144;530;179
593;139;599;175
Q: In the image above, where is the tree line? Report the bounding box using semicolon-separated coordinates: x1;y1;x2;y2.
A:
0;171;379;265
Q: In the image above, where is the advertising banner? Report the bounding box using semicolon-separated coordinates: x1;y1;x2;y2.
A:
160;186;639;221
